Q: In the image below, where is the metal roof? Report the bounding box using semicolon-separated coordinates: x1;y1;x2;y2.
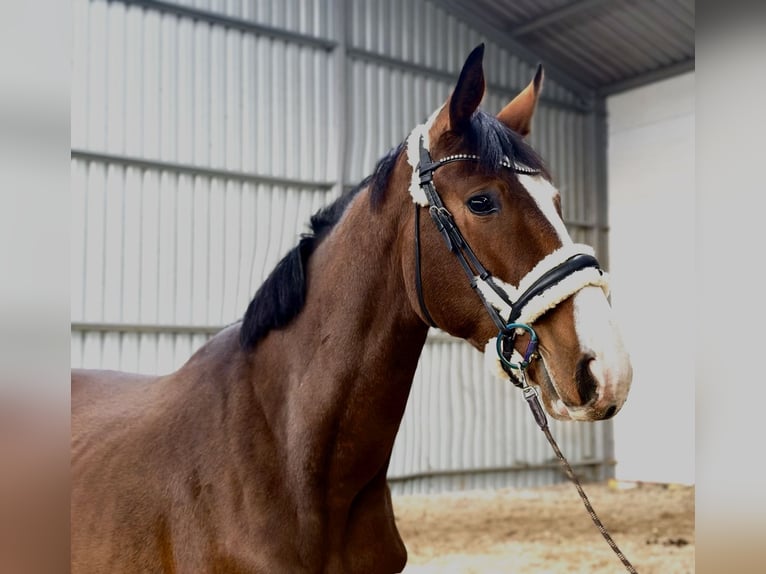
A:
438;0;695;98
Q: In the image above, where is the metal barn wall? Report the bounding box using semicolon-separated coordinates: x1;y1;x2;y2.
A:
71;0;613;494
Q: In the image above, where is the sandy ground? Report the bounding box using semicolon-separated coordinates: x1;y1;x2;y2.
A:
392;481;694;573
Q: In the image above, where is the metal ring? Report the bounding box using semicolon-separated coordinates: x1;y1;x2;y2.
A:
495;322;539;371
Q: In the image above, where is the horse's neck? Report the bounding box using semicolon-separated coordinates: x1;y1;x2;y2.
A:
164;187;423;568
251;189;428;494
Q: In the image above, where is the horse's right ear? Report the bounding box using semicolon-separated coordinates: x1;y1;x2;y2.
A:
449;44;486;133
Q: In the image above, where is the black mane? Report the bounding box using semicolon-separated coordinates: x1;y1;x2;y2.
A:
239;145;403;349
239;111;546;350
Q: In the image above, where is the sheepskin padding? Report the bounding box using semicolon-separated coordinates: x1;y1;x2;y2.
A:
476;243;609;325
406;105;444;206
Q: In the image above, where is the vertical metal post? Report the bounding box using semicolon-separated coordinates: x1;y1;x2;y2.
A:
583;97;610;264
592;97;610;267
333;0;348;198
587;95;615;481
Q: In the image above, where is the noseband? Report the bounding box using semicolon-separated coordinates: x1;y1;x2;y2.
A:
412;135;603;378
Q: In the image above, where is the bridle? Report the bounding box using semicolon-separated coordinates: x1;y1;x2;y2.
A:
409;132;639;573
412;135;602;379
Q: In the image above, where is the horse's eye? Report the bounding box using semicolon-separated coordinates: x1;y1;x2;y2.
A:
467;194;498;215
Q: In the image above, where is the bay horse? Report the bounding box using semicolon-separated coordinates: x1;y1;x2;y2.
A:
71;44;632;573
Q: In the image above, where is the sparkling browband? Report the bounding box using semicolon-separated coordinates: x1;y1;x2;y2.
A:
434;153;541;176
406;109;540;205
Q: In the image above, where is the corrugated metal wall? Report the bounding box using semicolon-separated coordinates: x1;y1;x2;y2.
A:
71;0;613;494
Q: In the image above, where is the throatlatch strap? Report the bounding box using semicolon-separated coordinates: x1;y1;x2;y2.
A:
414;205;437;328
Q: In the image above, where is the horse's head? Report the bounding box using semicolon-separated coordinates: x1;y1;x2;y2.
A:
399;45;632;422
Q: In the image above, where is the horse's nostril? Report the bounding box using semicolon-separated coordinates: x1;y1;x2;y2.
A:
604;405;617;419
575;354;598;406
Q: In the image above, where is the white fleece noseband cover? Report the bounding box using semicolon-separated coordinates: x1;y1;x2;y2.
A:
477;243;610;327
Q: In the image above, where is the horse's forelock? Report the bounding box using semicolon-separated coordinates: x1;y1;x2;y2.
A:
441;110;549;179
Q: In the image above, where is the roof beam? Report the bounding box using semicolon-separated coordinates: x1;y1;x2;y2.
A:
598;57;695;95
118;0;336;50
70;149;336;190
511;0;616;36
346;46;591;113
436;0;597;104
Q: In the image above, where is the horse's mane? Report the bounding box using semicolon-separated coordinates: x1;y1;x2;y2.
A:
239;144;403;349
239;110;546;350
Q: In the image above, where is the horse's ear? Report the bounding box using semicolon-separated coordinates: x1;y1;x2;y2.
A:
497;64;543;138
449;44;486;133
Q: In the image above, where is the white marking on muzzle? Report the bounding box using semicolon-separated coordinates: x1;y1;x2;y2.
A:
571;286;632;406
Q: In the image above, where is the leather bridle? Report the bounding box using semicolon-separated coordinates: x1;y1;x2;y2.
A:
412;135;602;377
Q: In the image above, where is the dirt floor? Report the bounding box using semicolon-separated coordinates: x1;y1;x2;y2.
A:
392;480;694;574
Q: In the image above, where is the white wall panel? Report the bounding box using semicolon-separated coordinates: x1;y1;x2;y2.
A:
608;72;694;485
72;0;610;493
72;0;335;184
71;157;333;330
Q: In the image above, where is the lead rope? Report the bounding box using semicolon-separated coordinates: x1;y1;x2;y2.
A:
541;424;638;574
497;327;639;574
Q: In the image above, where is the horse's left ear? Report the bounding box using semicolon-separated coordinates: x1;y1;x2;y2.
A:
497;64;543;138
449;44;486;133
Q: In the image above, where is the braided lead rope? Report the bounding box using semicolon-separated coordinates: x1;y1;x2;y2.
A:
541;425;639;574
508;358;639;573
